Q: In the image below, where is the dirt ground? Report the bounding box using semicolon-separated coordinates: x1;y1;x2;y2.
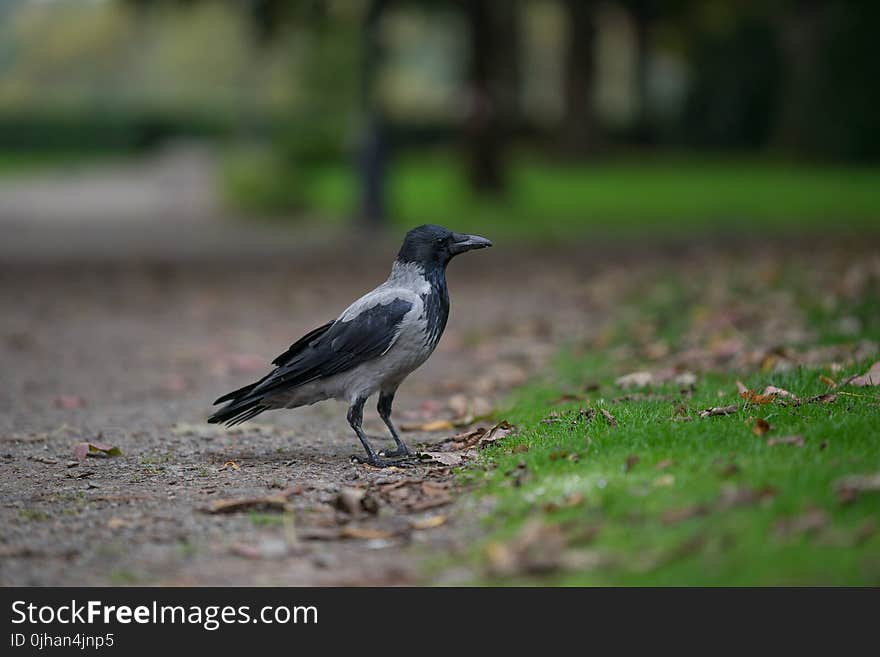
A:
0;209;600;585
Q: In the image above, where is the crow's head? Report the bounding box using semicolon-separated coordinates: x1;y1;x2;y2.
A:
396;224;492;268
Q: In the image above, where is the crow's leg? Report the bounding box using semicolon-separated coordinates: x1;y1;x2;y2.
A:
377;389;411;458
347;396;394;468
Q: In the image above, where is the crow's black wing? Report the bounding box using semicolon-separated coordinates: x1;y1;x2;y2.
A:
271;320;335;366
254;298;413;394
253;297;412;397
208;297;413;425
212;320;335;406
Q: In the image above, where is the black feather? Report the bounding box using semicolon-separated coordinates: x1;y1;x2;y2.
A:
271;320;334;366
208;299;412;426
251;297;412;397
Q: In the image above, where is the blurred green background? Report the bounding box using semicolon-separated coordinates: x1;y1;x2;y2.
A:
1;0;879;237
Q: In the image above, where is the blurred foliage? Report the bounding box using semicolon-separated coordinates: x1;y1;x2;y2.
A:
226;149;880;237
2;0;880;222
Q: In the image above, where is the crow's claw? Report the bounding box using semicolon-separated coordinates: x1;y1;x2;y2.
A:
378;445;412;458
350;454;410;468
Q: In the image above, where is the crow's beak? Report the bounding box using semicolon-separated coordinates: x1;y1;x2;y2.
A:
449;233;493;255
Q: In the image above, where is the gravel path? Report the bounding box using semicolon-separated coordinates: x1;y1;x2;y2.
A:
0;223;595;585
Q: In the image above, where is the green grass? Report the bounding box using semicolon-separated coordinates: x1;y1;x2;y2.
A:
231;150;880;238
449;263;880;586
466;364;879;585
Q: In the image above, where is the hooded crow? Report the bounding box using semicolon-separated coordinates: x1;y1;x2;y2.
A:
208;224;492;467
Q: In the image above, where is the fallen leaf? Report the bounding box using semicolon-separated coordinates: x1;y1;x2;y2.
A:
807;392;838;404
201;495;292;514
485;519;567;577
616;371;654;388
774;507;829;538
767;435;805;447
73;441;122;460
624;454;640;472
843;361;880;387
478;420;517;448
334;487;379;515
736;381;776;405
512;444;530;454
855;518;877;544
661;505;708;525
653;474;675;487
219;460;240;471
29;456;59;465
834;472;880;504
655;459;675;470
752;418;771;436
762;385;801;404
699;404;739;418
819;375;837;388
718;484;777;509
541;412;562;425
339;525;398;540
54;395;86;409
421;451;464;466
410;515;448;530
600;409;617;427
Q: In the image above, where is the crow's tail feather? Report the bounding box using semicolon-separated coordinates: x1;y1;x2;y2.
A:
207;395;269;427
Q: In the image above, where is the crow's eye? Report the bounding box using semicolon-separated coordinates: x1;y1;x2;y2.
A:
435;238;445;245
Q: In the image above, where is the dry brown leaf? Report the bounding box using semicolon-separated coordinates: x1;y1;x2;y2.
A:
334;487;378;515
819;375;837;388
736;381;777;405
478;420;517;448
410;515;448;530
339;525;398;540
106;517;130;529
219;460;240;471
624;454;640;472
699;404;739;418
600;409;617;427
834;472;880;504
774;507;829;538
762;385;801;403
718;484;777;509
421;451;464;467
752;418;771;436
616;371;654;388
807;392;838;404
767;435;805;447
661;505;708;525
843;361;880;387
655;459;675;470
485;519;567;577
54;394;86;409
201;495;292;514
73;441;122;460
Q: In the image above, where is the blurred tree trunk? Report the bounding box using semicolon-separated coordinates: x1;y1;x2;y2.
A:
773;1;823;153
464;0;514;196
358;0;388;227
562;0;598;156
630;0;655;144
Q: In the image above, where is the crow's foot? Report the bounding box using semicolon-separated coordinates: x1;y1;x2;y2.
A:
350;454;413;468
378;445;412;458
